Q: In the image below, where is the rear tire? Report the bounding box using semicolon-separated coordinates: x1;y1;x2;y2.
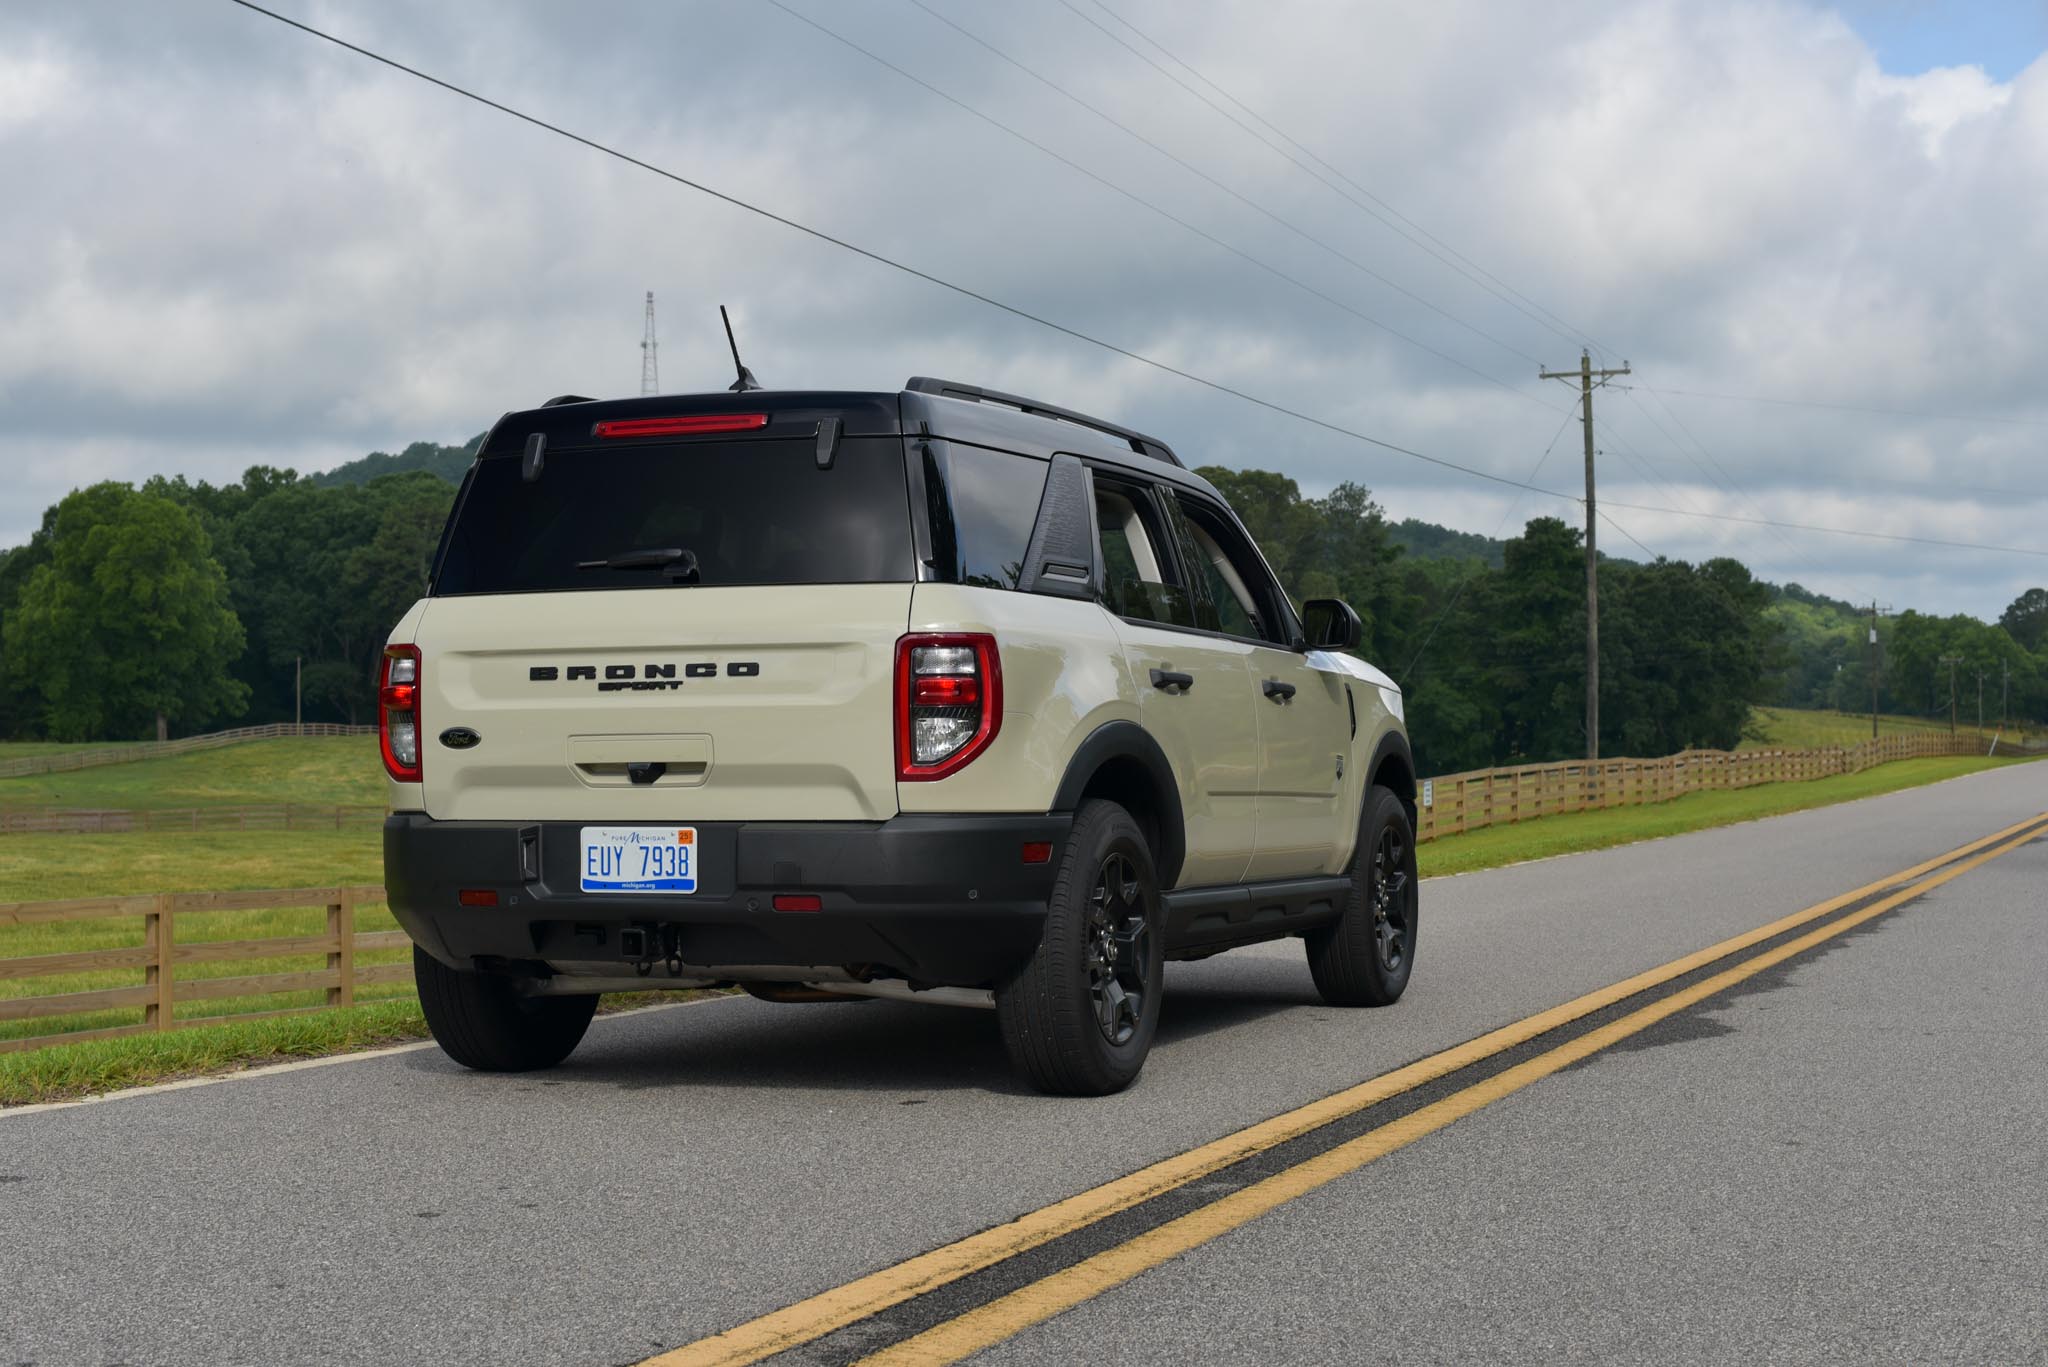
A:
996;799;1164;1096
1307;785;1418;1007
413;946;598;1071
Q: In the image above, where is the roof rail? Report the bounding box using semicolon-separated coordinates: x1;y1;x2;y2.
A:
905;377;1183;467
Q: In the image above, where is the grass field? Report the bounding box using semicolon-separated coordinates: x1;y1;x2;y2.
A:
0;736;384;809
1740;706;2021;751
0;740;395;1054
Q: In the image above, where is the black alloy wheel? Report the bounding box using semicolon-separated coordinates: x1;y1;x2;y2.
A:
996;799;1166;1095
1368;823;1412;975
1086;851;1154;1047
1306;784;1419;1008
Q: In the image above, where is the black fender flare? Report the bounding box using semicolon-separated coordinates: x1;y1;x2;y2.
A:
1050;721;1187;888
1368;729;1419;829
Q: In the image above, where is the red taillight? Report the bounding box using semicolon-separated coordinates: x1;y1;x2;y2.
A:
911;675;981;707
379;644;423;783
895;633;1001;781
592;414;769;438
772;894;823;913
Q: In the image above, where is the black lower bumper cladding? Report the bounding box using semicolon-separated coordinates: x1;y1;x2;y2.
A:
383;811;1071;988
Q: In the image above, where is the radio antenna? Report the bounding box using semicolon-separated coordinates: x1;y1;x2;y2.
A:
720;305;763;392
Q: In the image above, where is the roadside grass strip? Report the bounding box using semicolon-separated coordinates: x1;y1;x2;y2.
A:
647;811;2048;1367
0;987;730;1107
1418;755;2025;877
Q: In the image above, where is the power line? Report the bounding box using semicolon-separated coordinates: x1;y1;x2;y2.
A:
902;0;1543;367
1593;497;2048;556
1074;3;2046;529
765;0;1557;413
1063;0;1605;357
222;1;2048;564
223;0;1548;494
1619;385;1838;586
1599;509;1657;560
1642;383;2048;428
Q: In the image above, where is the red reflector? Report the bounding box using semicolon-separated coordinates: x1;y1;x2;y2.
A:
458;889;498;907
1021;842;1053;865
772;894;823;913
593;413;769;438
911;675;981;707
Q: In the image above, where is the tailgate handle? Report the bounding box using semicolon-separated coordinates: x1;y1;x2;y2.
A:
568;734;713;787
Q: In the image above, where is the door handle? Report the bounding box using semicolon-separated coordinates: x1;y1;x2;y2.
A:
1149;668;1195;693
1262;678;1297;702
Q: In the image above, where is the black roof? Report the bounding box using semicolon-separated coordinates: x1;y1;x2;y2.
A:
476;378;1216;497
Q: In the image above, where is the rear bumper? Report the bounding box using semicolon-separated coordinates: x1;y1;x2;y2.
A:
383;811;1070;988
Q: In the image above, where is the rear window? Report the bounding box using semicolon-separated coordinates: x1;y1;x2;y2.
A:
433;437;914;595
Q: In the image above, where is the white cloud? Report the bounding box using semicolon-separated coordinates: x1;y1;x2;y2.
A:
1;0;2043;619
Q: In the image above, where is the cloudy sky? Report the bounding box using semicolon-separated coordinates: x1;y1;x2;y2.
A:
4;0;2045;618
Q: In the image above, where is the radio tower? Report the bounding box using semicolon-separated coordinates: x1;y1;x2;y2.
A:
640;291;660;396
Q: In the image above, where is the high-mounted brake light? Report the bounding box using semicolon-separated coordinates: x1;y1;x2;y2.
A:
379;644;423;783
896;633;1001;781
592;414;769;439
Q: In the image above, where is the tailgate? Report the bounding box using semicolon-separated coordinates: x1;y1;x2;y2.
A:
413;585;910;822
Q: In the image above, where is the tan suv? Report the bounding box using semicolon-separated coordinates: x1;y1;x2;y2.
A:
381;378;1418;1094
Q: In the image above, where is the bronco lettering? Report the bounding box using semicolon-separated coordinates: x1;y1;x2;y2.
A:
527;662;761;690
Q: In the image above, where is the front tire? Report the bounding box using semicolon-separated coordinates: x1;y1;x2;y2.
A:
1306;785;1418;1007
995;799;1164;1096
413;946;598;1071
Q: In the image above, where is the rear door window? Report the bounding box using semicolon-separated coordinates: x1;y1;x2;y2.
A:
433;437;914;594
1093;478;1196;628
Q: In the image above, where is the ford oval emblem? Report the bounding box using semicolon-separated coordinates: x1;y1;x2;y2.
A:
439;727;481;750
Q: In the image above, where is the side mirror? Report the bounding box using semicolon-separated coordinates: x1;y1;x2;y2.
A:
1301;598;1362;652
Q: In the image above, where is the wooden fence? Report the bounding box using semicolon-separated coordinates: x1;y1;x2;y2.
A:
0;723;376;779
0;886;408;1055
0;804;386;835
1412;730;2015;842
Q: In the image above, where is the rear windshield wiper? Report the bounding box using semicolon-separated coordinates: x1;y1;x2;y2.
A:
576;547;700;583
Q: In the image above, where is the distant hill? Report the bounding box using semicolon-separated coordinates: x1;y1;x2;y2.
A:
313;435;483;488
1390;518;1504;567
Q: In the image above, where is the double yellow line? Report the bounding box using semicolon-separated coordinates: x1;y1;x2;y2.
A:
650;811;2048;1367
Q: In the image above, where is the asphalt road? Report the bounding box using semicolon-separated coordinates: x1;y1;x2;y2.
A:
4;761;2044;1366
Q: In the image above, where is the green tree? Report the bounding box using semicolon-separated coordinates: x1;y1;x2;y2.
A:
3;483;248;740
2001;588;2048;654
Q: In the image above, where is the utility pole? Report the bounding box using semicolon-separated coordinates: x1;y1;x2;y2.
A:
640;291;660;396
1540;350;1631;761
2002;658;2010;730
1977;669;1985;734
1867;601;1889;739
1939;655;1963;735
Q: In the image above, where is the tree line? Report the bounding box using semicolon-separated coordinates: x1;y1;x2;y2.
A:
0;441;2041;776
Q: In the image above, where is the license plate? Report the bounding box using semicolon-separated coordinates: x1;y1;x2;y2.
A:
580;826;698;894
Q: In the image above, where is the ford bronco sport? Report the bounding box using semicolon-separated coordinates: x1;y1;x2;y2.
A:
382;377;1418;1095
